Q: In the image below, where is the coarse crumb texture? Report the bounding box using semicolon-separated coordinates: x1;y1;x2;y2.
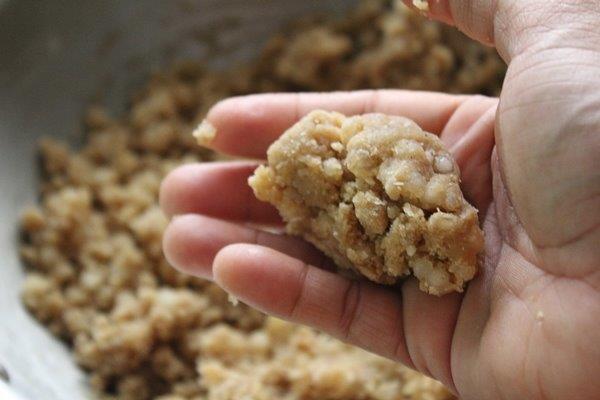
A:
249;111;483;295
193;120;217;147
198;318;453;400
19;1;503;399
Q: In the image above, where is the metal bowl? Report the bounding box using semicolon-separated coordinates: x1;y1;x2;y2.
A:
0;1;352;398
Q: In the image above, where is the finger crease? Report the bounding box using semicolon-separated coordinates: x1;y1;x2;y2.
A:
392;298;416;369
289;262;310;319
438;96;476;136
251;228;263;246
362;90;381;114
338;280;361;341
400;283;419;372
244;183;255;222
293;93;302;122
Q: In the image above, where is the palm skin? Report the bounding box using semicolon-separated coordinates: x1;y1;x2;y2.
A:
160;1;600;399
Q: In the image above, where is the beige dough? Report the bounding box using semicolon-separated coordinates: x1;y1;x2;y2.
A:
250;110;484;295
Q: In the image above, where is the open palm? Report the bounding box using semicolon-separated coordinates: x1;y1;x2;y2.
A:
160;1;600;399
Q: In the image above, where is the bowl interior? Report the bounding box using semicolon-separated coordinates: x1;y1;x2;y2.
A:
0;1;353;398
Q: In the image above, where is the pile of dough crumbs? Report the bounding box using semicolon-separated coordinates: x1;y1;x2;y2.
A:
19;1;504;399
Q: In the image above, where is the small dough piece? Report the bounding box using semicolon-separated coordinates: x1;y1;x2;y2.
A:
249;110;484;295
193;119;217;147
413;0;430;12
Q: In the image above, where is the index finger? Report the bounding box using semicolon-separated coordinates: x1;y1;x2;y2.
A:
203;90;467;158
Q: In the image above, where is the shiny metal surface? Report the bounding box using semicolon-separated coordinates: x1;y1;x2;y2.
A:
0;1;352;398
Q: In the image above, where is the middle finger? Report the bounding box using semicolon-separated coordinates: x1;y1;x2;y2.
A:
163;214;328;279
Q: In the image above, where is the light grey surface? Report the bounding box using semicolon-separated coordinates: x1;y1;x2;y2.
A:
0;380;25;400
0;1;352;398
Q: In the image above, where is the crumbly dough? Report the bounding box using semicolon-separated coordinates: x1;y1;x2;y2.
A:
266;0;505;94
19;1;503;399
412;0;430;12
198;318;453;400
193;120;216;147
250;111;484;295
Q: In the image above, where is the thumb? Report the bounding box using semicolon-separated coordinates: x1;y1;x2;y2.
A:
407;0;600;276
405;0;598;61
405;0;498;46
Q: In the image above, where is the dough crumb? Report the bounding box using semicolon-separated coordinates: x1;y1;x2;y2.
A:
249;110;484;295
413;0;430;12
193;119;216;147
536;310;545;321
198;318;453;400
228;294;239;306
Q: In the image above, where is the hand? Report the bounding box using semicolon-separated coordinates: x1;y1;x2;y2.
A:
160;1;600;399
